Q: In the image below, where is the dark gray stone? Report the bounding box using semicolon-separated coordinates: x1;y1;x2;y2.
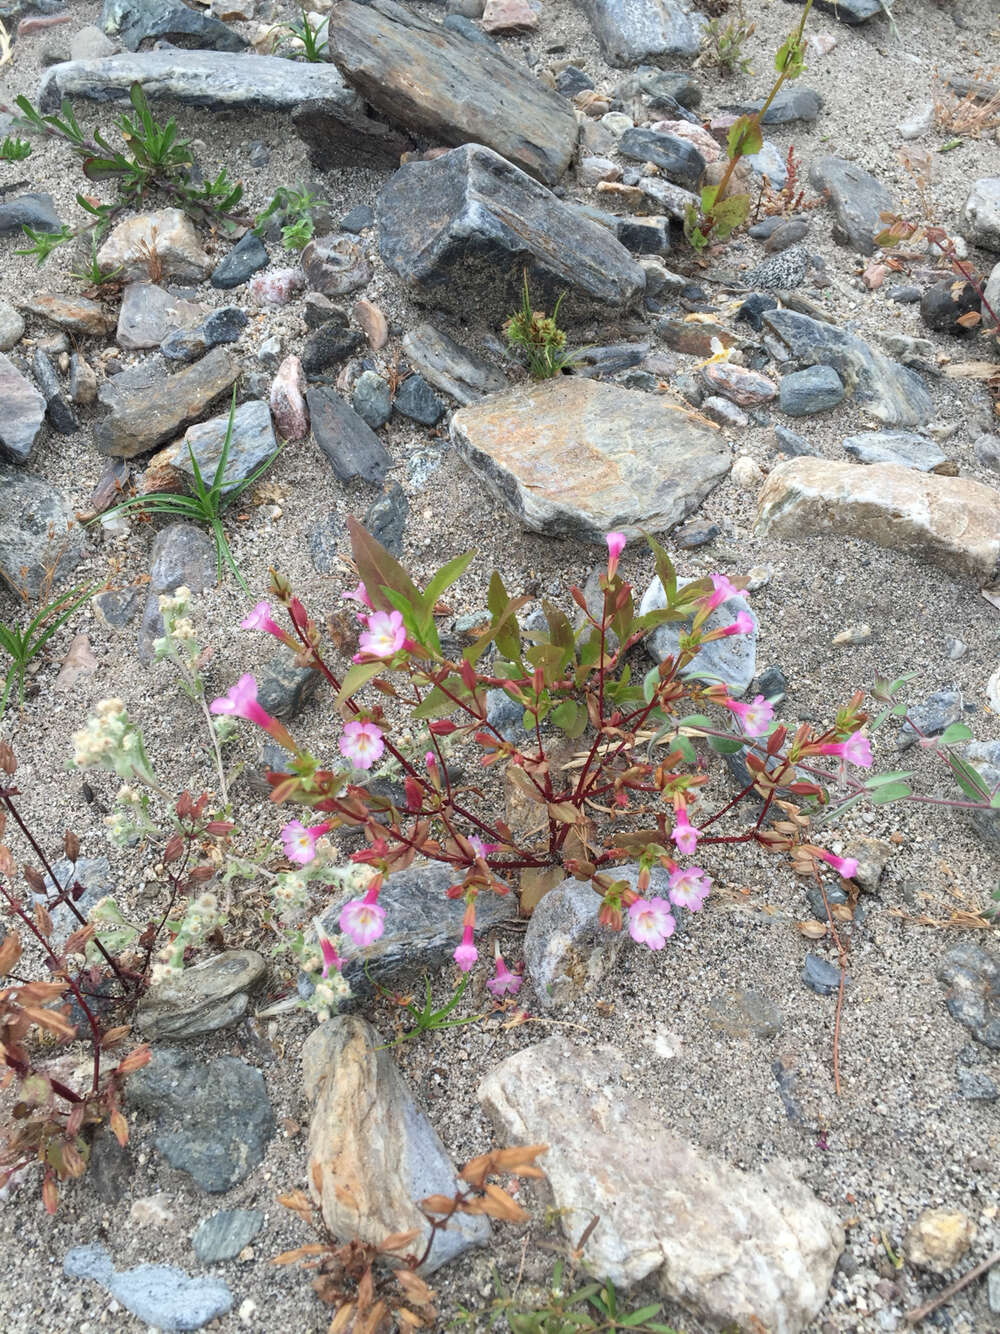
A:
352;370;393;428
616;65;701;109
64;1241;233;1331
161;307;248;362
302;323;365;377
0;352;47;462
138;523;218;660
897;689;962;751
0;466;83;598
401;324;507;405
737;293;779;332
210;233;269;289
739;87;822;124
256;655;322;722
441;12;496;45
363;481;408;556
617;128;705;190
764;309;933;427
303;294;348;332
88;1127;132;1203
93;585;143;630
577;0;703;66
101;0;245;50
41;857;113;949
807;156;892;256
486;687;529;742
765;218;809;253
556;65;594;96
773;425;813;457
801;953;843;997
673;518;719;548
95;347;240;458
127;1046;274;1192
779;365;845;416
324;0;577;185
616;216;672;255
192;1210;265;1264
805;881;847;920
394;374;445;426
888;285;921;304
842;431;946;472
756;664;788;704
308;512;341;574
936;945;1000;1050
339;204;374;233
308;387;392;484
920;280;980;335
378;144;645;321
0;191;62;235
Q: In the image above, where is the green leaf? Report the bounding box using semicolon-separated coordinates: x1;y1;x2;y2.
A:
707;734;746;755
423;550;475;609
541;599;576;652
551;699;587;738
869;782;912;804
726;115;763;160
707;192;751;239
411;683;467;720
774;32;806;79
346;515;422;616
700;184;720;213
938;722;973;745
864;770;915;788
946;753;993;803
334;659;384;706
642;664;661;704
619;1305;663;1326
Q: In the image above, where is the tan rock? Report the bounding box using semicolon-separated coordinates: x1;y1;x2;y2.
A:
481;0;538;33
137;950;267;1040
302;1015;488;1273
97;208;212;282
95;348;240;458
53;634;98;693
353;297;388;350
904;1208;976;1274
755;459;1000;582
21;291;114;336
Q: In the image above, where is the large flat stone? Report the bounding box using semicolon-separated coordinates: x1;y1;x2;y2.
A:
95;348;240;458
401;324;508;405
451;377;730;542
324;0;576;185
303;1015;489;1273
478;1037;843;1332
379;144;645;321
807;156;892;255
762;309;932;427
0;466;84;599
755;458;1000;583
577;0;703;67
0;352;46;463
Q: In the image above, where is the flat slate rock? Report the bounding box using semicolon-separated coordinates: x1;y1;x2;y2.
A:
192;1209;265;1264
95;347;240;458
138;950;267;1041
762;309;932;427
154;400;276;495
451;377;730;543
842;431;947;471
324;0;576;185
307;387;393;485
101;0;245;50
379;144;645;321
0;466;83;599
578;0;703;67
756;459;1000;584
616;127;705;190
0;191;62;235
807;155;891;255
64;1242;232;1331
401;323;507;405
116;282;205;351
0;352;47;463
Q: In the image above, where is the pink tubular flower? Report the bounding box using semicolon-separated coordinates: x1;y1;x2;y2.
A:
723;693;773;738
338;720;385;770
240;601;284;638
281;819;330;865
816;731;873;769
342;581;373;611
357;609;406;659
627;896;676;949
338;879;385;947
312;919;342;978
210;674;274;731
717;610;754;637
486;946;522;998
815;850;859;880
469;835;497;859
670;808;701;857
605;531;627;579
667;866;712;911
453;923;478;971
699;573;738;612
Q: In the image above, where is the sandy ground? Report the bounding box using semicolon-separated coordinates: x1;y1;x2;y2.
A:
1;0;999;1330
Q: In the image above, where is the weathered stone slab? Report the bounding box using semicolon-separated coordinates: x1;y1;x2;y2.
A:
401;324;507;405
755;459;1000;583
842;431;946;472
95;348;240;458
451;377;730;542
807;155;892;255
0;353;46;463
0;466;83;598
577;0;703;67
101;0;245;51
325;0;576;185
306;387;393;486
478;1038;843;1332
379;144;645;321
138;951;267;1041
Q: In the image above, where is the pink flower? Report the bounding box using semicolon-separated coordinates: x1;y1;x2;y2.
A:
723;693;773;738
240;601;283;638
717;610;754;637
339;880;386;947
469;836;497;859
605;531;627;579
453;922;478;971
342;581;373;611
670;809;701;857
817;731;873;769
486;949;521;997
312;919;342;978
338;720;385;770
281;819;329;865
209;674;274;731
667;866;711;911
815;850;859;880
357;609;406;659
699;573;738;613
627;896;675;949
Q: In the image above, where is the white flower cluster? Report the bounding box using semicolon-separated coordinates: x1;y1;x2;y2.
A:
273;871;309;920
71;699;161;789
105;784;158;848
154;891;222;974
153;587;201;666
308;973;351;1021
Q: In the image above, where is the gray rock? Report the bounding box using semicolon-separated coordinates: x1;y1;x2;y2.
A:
888;284;922;303
709;987;784;1038
807;156;892;255
974;433;1000;471
639;575;756;696
340;203;374;233
394;374;445;426
740;87;822;124
302;233;372;297
301;322;364;376
71;24;116;59
0;300;25;352
364;481;408;556
41;857;113;949
557;65;595;96
779;365;845;416
138;523;218;660
116;282;205;351
161;307;248;362
88;1126;132;1203
674;518;719;548
0;466;83;598
842;431;946;472
485;688;529;742
616;65;701;108
256;654;322;722
765;218;809;253
451;377;729;542
352;370;393;428
616;216;672;254
990;1266;1000;1315
921;279;981;335
780;0;881;22
478;1038;843;1329
578;0;703;66
743;246;824;290
138;951;267;1041
0;191;62;235
401;324;507;405
936;945;1000;1050
308;512;341;574
101;0;246;50
323;0;576;185
773;424;812;457
802;953;843;997
161;400;277;496
956;1067;998;1101
93;586;143;630
96;348;240;458
879;332;937;368
303;1016;489;1272
744;140;789;188
617;128;705;190
210;233;269;289
702;396;748;429
192;1209;265;1263
313;861;518;1000
64;1241;233;1331
307;387;393;485
764;310;932;427
127;1046;274;1192
961;178;1000;253
441;12;495;44
897;689;962;750
378;144;645;322
0;352;47;462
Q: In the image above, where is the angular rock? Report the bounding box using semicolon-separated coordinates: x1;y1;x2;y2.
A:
578;0;703;67
303;1015;489;1271
482;0;538;32
161;307;247;363
780;0;881;22
301;323;364;377
0;352;47;462
0;191;62;235
0;466;83;598
524;875;638;1011
137;950;267;1041
98;208;211;282
896;688;963;751
904;1209;976;1274
0;300;25;352
138;523;218;659
741;86;822;124
755;459;1000;583
71;24;116;59
101;0;245;51
43;857;114;949
324;0;576;185
352;370;392;429
401;324;507;405
250;268;305;307
394;374;445;426
256;654;322;721
478;1038;843;1331
210;232;268;289
778;365;845;416
702;362;776;407
617;127;705;190
921;279;980;334
363;482;408;557
20;291;114;337
961;178;1000;253
807;156;892;255
64;1242;232;1331
842;431;946;471
270;355;309;440
127;1046;274;1193
616;65;702;108
96;348;240;458
379;144;645;321
639;575;756;696
302;234;372;297
307;387;393;485
763;309;932;427
192;1210;265;1264
116;282;205;351
451;377;729;543
801;953;842;997
936;945;1000;1050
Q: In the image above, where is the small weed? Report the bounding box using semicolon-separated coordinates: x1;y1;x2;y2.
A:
503;272;578;380
371;970;482;1047
934;69;1000;137
698;0;755;76
0;583;96;719
69;233;123;289
253;185;325;253
0;133;30;161
284;9;328;62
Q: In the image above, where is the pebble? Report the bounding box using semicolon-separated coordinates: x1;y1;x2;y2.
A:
887;284;921;303
301;321;364;376
898;102;934;139
353;297;388;350
961;177;1000;252
765;218;809;253
302;233;372;296
897;689;962;750
904;1209;976;1274
779;365;845;415
192;1210;265;1264
936;945;1000;1049
832;623;873;645
0;300;25;351
920;280;980;335
481;0;538;33
161;306;248;362
974;433;1000;471
307;386;392;484
339;203;374;233
210;232;269;289
64;1243;233;1331
393;373;445;426
269;354;309;440
68;353;97;405
801;953;843;997
97;208;212;282
363;481;408;557
772;424;812;457
352;370;392;429
702;363;777;407
249;267;305;306
256;655;322;722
